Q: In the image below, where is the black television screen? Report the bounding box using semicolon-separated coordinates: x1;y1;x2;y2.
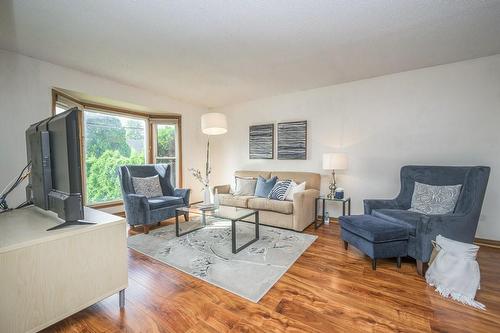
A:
25;107;92;230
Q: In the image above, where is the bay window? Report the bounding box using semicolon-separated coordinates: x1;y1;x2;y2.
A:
53;90;181;206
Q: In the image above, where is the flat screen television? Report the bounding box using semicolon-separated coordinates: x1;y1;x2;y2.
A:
25;107;93;230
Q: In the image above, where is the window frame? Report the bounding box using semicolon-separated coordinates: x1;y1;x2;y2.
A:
150;119;181;187
52;89;183;208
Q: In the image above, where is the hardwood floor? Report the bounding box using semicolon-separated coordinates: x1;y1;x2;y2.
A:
43;219;500;333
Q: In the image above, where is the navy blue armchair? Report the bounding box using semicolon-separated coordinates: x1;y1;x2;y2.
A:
119;164;190;233
364;165;490;275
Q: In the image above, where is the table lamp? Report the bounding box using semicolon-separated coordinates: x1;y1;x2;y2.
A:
322;153;348;199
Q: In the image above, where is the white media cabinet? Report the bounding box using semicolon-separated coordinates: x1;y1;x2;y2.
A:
0;206;128;333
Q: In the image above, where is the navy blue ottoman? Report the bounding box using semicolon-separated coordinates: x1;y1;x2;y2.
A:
339;215;409;270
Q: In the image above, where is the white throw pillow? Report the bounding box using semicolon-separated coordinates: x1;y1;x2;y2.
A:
285;181;306;201
132;175;163;198
409;182;462;215
233;177;257;196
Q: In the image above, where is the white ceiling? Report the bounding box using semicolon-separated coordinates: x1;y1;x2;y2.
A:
1;1;500;108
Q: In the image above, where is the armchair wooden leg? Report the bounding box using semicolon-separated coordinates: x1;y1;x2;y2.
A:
184;213;189;221
343;240;348;250
372;259;377;270
144;224;151;234
416;260;428;276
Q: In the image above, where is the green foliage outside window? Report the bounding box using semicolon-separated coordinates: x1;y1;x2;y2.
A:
86;150;144;203
83;113;176;204
85;113;131;157
157;125;175;157
156;124;177;186
85;112;145;204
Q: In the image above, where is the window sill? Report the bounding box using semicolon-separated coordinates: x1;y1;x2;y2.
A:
88;200;123;209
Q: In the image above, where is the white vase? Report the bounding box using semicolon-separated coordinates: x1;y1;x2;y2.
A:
203;186;211;204
213;188;219;208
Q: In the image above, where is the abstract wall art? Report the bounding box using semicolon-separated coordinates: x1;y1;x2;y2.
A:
249;124;274;159
277;121;307;160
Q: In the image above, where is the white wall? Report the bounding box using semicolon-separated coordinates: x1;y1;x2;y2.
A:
0;49;208;210
212;55;500;240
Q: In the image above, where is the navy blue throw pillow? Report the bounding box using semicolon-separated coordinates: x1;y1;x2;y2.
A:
254;176;278;197
268;179;292;201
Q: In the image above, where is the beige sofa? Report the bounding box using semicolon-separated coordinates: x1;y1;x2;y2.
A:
213;171;320;231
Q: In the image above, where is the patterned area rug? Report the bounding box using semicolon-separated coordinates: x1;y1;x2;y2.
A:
127;218;317;302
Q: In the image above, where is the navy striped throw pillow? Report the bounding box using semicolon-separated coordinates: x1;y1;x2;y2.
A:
268;180;292;201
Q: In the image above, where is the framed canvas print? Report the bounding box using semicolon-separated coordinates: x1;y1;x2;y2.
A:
249;124;274;159
277;121;307;160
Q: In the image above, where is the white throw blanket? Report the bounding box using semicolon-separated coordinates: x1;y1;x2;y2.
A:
425;235;485;309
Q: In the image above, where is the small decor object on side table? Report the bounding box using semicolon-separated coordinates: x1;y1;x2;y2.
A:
314;196;351;229
322;153;348;199
334;188;344;199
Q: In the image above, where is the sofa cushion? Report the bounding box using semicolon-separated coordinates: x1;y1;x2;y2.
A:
371;209;426;236
148;196;184;210
248;198;293;214
258;209;294;229
339;214;409;243
285;181;306;201
268;180;293;200
218;194;255;208
255;176;278;197
234;177;257;196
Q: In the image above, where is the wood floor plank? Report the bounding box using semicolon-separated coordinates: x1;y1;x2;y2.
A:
42;219;500;333
264;274;432;332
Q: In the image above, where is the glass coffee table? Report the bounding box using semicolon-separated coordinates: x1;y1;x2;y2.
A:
175;204;260;254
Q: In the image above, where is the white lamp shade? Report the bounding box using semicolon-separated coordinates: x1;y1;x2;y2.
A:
201;113;228;135
322;153;348;170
